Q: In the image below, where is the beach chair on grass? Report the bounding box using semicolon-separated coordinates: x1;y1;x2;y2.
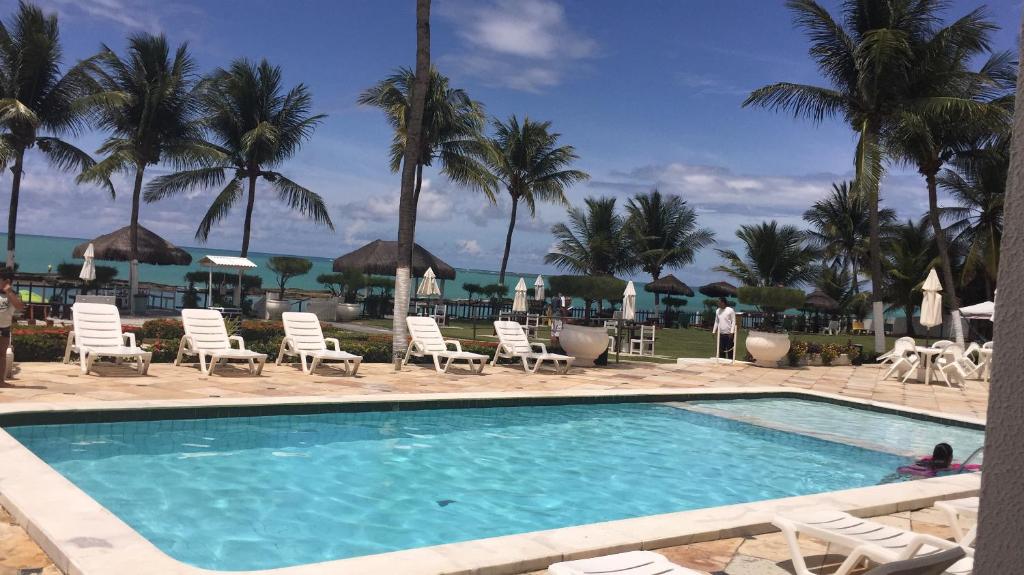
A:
773;509;972;575
176;309;266;375
403;316;487;373
492;320;573;374
277;312;362;375
548;551;702;574
63;303;151;375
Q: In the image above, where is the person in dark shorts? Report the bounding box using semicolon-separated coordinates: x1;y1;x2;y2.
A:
0;270;25;386
712;297;735;359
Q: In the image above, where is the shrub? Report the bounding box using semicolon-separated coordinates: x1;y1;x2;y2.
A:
820;343;840;365
143;339;180;363
141;319;184;340
12;331;69;361
738;286;806;332
787;340;809;367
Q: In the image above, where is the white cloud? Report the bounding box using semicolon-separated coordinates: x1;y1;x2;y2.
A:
440;0;596;92
37;0;201;33
455;239;481;255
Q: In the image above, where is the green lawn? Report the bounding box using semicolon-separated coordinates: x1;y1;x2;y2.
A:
347;318;894;363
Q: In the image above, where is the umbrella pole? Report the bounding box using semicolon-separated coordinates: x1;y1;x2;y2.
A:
207;270;213;308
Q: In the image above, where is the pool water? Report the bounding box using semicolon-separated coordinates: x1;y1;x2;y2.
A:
6;401;973;571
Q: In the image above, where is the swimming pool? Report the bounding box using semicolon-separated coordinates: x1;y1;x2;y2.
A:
6;399;981;571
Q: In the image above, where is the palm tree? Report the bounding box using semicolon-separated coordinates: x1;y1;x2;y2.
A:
389;0;432;363
545;196;634;276
802;181;896;293
743;0;947;348
714;221;818;287
886;38;1015;308
479;115;589;285
884;219;937;336
78;34;204;312
939;139;1008;298
0;2;106;268
624;189;714;305
144;58;332;257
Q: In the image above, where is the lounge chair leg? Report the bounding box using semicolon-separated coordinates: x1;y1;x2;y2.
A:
255;357;265;376
350;359;361;376
402;346;414;367
300;354;309;374
63;332;74;364
248;358;256;374
175;336;187;367
275;339;287;366
202;354;213;376
79;353;89;375
309;356;320;374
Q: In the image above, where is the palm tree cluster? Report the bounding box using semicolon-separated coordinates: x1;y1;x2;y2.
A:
0;1;331;307
745;0;1014;339
543;190;715;287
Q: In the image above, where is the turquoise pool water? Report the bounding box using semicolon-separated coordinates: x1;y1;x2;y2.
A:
7;401;965;571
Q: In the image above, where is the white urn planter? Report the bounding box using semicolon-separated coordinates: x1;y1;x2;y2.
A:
745;330;791;367
335;302;361;322
558;324;609;365
265;298;290;320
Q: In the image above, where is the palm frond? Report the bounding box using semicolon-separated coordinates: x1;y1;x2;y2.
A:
196;178;242;242
269;174;334;230
36;137;112;196
144;167;229;202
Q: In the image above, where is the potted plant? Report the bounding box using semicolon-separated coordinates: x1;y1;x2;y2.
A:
549;275;627;365
738;286;805;367
316;270;365;321
265;256;312;320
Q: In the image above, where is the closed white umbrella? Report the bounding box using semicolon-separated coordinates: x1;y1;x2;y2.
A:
622;281;636;321
512;277;528;312
79;243;96;281
920;268;943;332
416;267;441;298
533;275;545;301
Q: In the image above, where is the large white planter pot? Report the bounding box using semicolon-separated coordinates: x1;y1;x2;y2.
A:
745;330;791;367
335;302;361;322
265;299;290;320
558;324;609;365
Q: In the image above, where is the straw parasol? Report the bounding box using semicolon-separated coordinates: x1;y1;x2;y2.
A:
332;239;456;280
73;225;192;265
803;289;840;311
699;281;738;298
643;274;695;297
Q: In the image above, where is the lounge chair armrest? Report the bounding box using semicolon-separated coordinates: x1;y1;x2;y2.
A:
445;339;463;352
122;332;137;348
324;337;341;351
228;335;246;350
531;342;548;354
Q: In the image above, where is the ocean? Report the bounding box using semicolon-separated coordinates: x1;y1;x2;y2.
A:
3;232;673;310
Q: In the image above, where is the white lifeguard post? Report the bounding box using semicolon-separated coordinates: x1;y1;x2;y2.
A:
197;255;258;310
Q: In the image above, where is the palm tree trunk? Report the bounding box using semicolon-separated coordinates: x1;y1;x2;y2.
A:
905;305;916;337
925;170;959;308
237;173;258;306
391;0;431;368
858;121;886;353
128;166;145;314
498;195;519;286
5;149;25;269
407;162;424;272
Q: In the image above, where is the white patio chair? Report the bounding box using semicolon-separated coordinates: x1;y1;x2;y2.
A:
882;339;921;382
491;320;573;374
821;319;841;335
878;337;916;364
629;324;656;356
936;344;978;388
63;302;152;375
548;551;702;575
931;340;954;349
432;303;448;326
403;316;487;373
175;309;267;376
773;509;972;575
524;313;541;338
277;312;362;375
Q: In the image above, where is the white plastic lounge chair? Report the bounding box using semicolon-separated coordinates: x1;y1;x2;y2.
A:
491;320;573;374
882;339;921;382
548;550;703;575
403;316;487;373
773;509;972;575
630;324;656;356
176;309;267;376
277;312;362;375
935;497;978;547
863;547;967;575
878;337;915;364
63;302;152;375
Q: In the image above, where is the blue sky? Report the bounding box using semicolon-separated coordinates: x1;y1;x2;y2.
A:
2;0;1020;286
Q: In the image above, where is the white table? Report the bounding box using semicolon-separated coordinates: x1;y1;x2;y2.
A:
976;347;993;382
912;346;943;385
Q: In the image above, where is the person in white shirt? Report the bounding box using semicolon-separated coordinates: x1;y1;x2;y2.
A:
0;270;24;386
712;297;736;359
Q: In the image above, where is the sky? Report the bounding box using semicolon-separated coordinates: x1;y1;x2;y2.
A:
1;0;1020;286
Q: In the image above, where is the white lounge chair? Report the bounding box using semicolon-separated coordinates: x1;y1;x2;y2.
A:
863;547;967;575
773;509;972;575
491;320;573;374
403;316;487;373
63;302;152;375
935;497;978;547
548;551;702;575
822;319;841;335
276;312;362;375
176;309;267;375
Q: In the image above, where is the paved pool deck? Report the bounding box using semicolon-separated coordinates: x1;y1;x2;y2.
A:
0;359;987;574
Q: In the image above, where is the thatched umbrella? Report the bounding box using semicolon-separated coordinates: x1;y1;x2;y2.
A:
644;274;695;297
73;225;192;265
699;281;738;298
803;289;840;312
333;239;456;279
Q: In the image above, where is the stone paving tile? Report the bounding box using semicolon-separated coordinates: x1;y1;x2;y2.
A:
0;359;986;574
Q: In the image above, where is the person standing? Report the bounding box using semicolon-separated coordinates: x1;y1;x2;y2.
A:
0;270;25;386
712;297;735;359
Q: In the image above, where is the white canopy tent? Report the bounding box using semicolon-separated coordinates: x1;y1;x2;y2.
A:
198;255;258;308
959;301;995;321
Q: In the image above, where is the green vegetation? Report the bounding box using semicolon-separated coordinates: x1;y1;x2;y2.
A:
548;275;626;313
317;270;365;303
547;197;633;276
266;256;312;300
